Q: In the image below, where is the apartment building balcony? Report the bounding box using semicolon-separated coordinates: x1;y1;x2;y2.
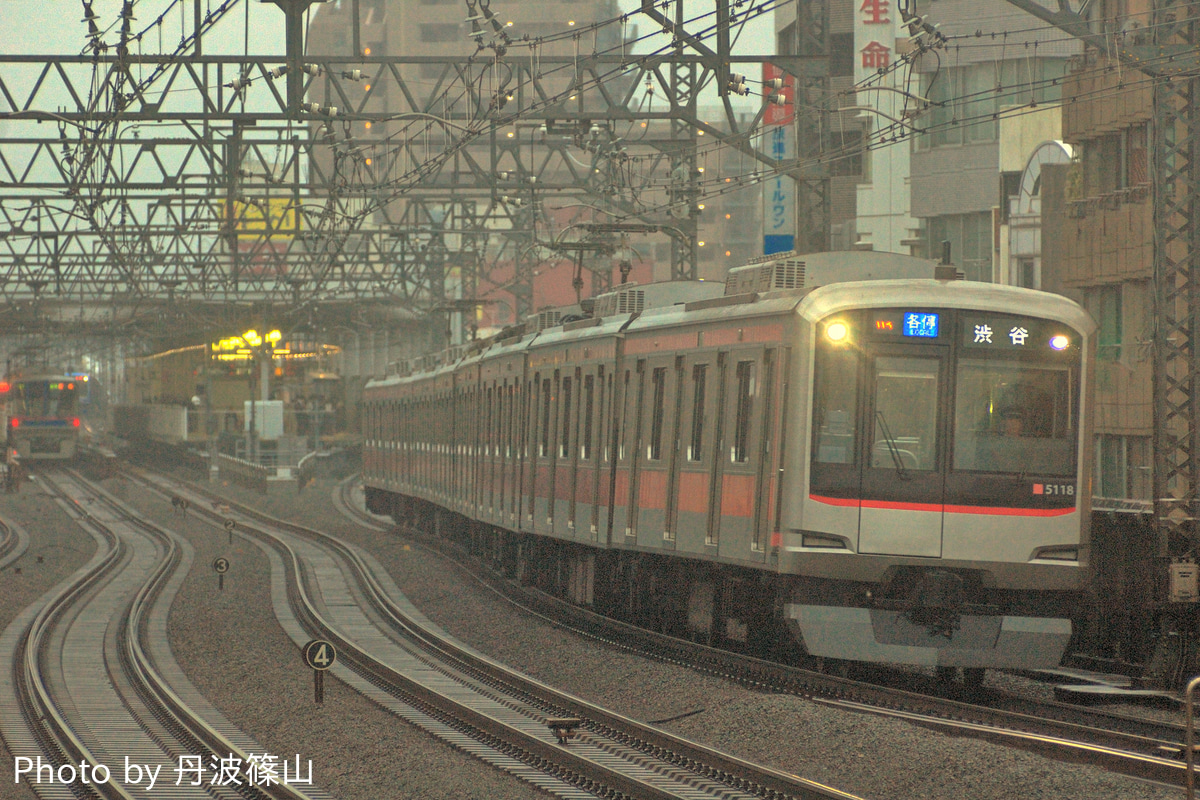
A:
1044;169;1152;289
1062;54;1152;141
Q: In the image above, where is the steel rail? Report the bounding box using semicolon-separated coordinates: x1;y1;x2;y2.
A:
13;469;320;800
331;477;1196;789
18;482;139;800
80;472;323;800
132;465;860;800
0;516;28;569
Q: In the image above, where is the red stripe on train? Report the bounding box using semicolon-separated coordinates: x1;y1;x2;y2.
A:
808;494;1075;517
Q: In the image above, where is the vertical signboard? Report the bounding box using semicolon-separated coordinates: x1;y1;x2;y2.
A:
225;197;300;277
762;63;796;256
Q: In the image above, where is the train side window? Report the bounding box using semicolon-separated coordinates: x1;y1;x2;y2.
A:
500;383;509;458
813;344;859;465
484;387;493;456
602;371;612;462
513;384;521;459
688;364;707;461
619;370;631;461
523;380;533;459
541;378;552;457
530;381;540;460
529;378;539;459
732;361;756;463
494;384;502;458
494;384;503;456
648;367;667;461
582;375;595;460
560;376;573;458
631;362;647;464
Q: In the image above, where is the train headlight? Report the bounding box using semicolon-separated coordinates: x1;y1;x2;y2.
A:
1048;334;1070;351
825;321;849;343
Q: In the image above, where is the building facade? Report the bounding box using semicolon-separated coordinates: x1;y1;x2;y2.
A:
1041;1;1154;503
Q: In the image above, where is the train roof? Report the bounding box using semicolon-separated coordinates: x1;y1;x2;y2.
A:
366;278;1095;392
5;372;81;382
797;279;1096;335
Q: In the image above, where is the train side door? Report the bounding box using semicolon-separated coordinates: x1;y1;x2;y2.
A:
663;356;688;546
857;347;948;557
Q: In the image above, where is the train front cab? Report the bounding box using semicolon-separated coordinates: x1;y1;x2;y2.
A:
3;376;81;461
782;287;1095;671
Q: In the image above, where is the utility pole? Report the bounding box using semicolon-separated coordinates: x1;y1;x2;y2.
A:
262;0;332;116
792;0;830;254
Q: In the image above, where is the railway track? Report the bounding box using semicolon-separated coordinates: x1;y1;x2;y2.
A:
330;476;1195;790
0;513;26;569
0;468;325;800
128;465;863;800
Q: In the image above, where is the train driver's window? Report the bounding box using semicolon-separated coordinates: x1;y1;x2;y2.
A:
812;346;858;465
953;361;1074;474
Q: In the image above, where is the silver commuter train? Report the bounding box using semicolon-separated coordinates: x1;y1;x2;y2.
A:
2;372;83;461
363;262;1095;676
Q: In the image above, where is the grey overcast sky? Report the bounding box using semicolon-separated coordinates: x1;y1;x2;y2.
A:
1;0;283;55
0;0;776;132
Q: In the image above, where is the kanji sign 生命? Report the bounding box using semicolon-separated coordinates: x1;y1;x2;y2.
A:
861;41;891;70
859;0;890;24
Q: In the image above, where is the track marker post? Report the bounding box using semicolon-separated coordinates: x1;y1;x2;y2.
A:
212;557;230;590
303;640;337;705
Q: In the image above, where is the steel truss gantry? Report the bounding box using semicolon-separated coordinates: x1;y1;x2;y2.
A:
0;0;826;345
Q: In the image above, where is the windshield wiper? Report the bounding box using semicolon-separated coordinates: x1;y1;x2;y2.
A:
875;410;911;481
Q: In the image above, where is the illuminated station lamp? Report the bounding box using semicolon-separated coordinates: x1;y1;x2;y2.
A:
210;330;341;364
211;329;285;361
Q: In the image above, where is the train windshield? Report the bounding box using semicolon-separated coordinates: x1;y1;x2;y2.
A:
952;361;1074;474
16;380;78;417
810;307;1083;525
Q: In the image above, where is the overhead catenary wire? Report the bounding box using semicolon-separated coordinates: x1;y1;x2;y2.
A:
270;0;803;264
22;0;1190;304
